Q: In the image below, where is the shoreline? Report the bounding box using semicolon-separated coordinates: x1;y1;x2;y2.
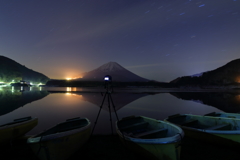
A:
44;87;240;94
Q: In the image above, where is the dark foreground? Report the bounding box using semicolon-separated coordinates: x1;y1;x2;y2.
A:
1;135;240;160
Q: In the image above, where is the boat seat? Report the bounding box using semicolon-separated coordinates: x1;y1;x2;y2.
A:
57;124;86;133
181;119;198;126
133;128;168;138
119;122;149;131
204;112;221;117
205;124;231;130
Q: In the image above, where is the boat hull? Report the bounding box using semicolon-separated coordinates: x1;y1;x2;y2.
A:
116;116;183;160
165;114;240;147
180;126;240;146
27;118;91;160
0;117;38;145
118;136;181;160
205;112;240;119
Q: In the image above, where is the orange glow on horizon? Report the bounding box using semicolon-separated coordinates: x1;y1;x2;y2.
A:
235;95;240;103
235;76;240;83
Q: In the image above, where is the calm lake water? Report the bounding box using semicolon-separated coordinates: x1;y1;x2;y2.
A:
1;86;240;135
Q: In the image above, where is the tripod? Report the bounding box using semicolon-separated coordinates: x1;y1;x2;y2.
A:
91;80;120;135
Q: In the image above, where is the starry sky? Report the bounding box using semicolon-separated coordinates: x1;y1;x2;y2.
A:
1;0;240;82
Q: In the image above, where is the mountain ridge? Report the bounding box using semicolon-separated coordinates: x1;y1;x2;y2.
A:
0;55;49;84
76;62;149;82
170;58;240;86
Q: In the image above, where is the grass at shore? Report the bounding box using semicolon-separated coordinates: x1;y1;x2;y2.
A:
1;135;240;160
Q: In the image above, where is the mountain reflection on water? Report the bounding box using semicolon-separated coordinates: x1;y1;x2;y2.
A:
80;92;149;112
170;91;240;113
0;87;49;116
1;87;240;135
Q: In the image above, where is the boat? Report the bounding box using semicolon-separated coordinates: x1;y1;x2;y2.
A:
165;114;240;146
27;117;91;160
116;116;184;160
204;112;240;119
0;116;38;145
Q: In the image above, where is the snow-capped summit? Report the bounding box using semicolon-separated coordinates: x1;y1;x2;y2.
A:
96;62;125;72
77;62;149;82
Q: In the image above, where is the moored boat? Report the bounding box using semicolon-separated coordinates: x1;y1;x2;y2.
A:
204;112;240;119
165;114;240;146
116;116;184;160
27;117;91;160
0;116;38;145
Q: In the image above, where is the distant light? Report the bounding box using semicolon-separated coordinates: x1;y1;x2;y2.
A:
66;78;72;80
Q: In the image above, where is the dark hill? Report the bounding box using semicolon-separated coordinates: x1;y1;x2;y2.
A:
170;58;240;86
0;55;49;84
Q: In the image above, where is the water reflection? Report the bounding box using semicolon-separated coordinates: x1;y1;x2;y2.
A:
0;87;49;116
1;87;238;135
80;92;149;111
170;92;240;113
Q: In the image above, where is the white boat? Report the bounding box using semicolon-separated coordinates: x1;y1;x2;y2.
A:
165;113;240;147
116;116;184;160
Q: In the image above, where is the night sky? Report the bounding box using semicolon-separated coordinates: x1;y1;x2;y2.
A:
1;0;240;82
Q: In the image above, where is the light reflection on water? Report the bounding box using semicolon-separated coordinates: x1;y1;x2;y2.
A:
1;87;240;135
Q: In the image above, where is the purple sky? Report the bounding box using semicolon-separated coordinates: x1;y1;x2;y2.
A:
1;0;240;82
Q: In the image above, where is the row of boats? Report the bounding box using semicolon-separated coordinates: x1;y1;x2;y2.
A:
1;112;240;160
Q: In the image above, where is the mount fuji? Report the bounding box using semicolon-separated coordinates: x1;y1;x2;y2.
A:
77;62;149;82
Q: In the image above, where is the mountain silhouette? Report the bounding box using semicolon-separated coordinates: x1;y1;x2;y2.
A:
0;55;49;84
170;58;240;86
77;62;149;82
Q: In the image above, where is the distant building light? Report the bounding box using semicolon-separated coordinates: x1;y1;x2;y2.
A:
20;80;26;84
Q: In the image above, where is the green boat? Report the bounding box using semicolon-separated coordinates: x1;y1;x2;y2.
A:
165;114;240;146
116;116;184;160
0;116;38;146
27;117;91;160
205;112;240;119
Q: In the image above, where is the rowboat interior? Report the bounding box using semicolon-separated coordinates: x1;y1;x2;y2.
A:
118;116;176;139
166;114;233;131
37;118;89;137
0;116;33;127
205;112;239;119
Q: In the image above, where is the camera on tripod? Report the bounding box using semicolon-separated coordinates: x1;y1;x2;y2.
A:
92;75;118;135
104;75;112;90
104;75;112;82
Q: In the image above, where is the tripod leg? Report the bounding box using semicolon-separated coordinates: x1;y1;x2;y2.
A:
91;92;107;136
109;93;119;121
109;93;129;148
107;93;113;135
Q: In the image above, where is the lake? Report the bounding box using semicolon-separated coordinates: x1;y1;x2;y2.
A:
1;86;240;136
